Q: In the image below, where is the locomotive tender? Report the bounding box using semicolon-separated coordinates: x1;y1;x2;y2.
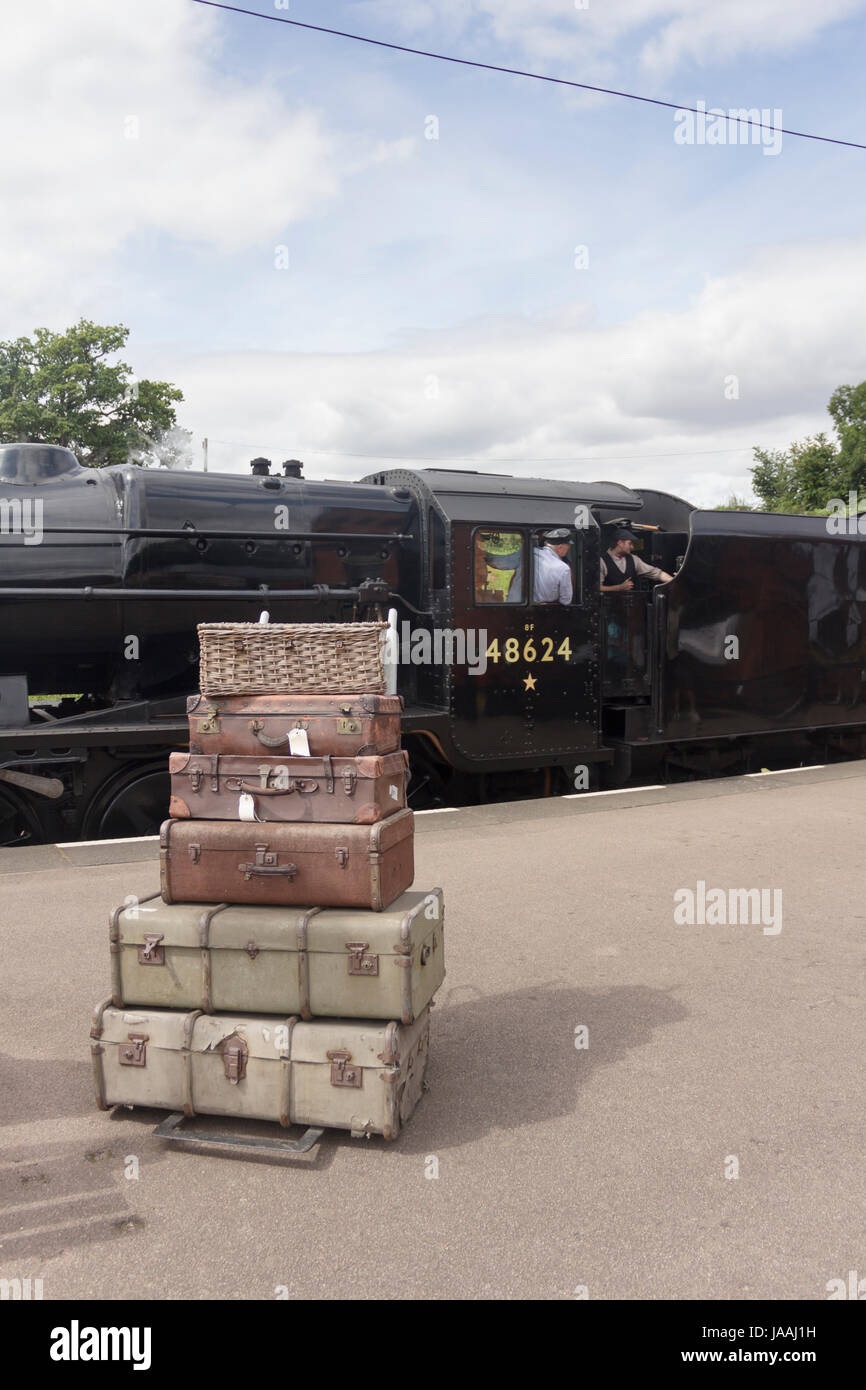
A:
1;441;864;846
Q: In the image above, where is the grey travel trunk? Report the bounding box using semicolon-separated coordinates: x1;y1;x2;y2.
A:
110;888;445;1023
91;1001;430;1140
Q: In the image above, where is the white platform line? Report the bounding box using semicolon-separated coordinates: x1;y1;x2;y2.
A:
562;785;666;799
47;766;836;848
745;766;826;777
57;835;160;849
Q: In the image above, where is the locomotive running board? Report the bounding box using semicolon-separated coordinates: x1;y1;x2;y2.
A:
153;1111;324;1158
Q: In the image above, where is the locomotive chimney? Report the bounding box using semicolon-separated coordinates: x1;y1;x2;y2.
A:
250;457;272;476
281;459;303;478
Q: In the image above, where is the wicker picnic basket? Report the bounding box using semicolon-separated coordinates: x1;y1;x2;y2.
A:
197;622;388;696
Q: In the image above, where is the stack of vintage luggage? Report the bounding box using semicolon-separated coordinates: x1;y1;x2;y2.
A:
91;621;444;1145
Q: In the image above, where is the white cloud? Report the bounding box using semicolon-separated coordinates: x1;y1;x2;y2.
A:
0;0;348;324
361;0;866;79
638;0;865;72
159;240;866;508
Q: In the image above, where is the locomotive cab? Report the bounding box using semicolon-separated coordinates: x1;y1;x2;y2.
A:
592;489;693;746
363;468;653;785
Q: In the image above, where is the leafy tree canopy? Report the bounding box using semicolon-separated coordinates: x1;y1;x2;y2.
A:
0;319;187;468
750;380;866;513
713;494;755;511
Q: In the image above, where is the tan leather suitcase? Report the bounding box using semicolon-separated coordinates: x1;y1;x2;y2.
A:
91;1001;430;1140
187;693;403;759
168;750;409;824
110;888;444;1023
160;809;414;911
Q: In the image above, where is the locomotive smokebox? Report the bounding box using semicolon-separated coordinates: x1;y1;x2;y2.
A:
0;443;84;484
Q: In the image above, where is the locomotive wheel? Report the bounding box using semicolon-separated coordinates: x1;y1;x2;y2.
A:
0;784;45;848
82;763;171;841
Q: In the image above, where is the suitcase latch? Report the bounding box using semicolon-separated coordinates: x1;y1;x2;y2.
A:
244;940;260;961
337;718;361;734
138;934;165;966
189;769;203;792
342;770;357;796
119;1033;148;1067
222;1035;248;1084
327;1050;363;1088
188;843;201;864
346;942;379;976
335;847;349;869
196;715;220;735
238;846;299;880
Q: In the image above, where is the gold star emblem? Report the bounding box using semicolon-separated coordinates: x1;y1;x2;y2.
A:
523;673;537;691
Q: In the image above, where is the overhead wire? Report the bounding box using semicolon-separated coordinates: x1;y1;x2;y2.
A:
186;1;845;484
190;0;866;152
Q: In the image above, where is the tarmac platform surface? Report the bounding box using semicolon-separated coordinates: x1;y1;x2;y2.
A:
0;763;864;1301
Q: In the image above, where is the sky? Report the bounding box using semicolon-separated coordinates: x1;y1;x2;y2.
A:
2;0;865;506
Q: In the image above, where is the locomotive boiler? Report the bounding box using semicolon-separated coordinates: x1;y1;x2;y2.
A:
1;442;865;846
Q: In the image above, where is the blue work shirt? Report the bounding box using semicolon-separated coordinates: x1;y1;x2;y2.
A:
533;545;573;604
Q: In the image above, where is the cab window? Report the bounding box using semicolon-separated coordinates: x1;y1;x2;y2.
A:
473;528;525;604
531;530;582;605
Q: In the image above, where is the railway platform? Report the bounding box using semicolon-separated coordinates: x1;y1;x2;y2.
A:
1;762;864;1300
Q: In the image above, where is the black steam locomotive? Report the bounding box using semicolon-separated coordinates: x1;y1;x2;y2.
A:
1;441;864;846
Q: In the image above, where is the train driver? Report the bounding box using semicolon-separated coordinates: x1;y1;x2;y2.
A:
601;529;672;592
534;529;574;605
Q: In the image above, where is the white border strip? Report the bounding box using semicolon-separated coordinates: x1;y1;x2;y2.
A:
46;766;834;849
57;834;160;849
562;785;666;799
745;766;825;777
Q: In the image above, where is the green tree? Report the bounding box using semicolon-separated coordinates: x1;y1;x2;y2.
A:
750;382;866;512
0;319;184;467
750;447;797;510
713;494;755;511
828;383;866;492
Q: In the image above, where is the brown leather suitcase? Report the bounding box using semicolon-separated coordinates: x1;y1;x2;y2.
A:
160;809;415;910
187;693;403;759
168;751;409;824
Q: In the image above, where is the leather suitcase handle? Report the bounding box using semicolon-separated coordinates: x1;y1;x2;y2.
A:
248;720;290;749
238;858;299;881
242;780;310;797
226;778;320;796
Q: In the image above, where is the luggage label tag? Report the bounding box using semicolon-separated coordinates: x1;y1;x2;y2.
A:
288;728;311;756
389;784;400;801
238;793;259;822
